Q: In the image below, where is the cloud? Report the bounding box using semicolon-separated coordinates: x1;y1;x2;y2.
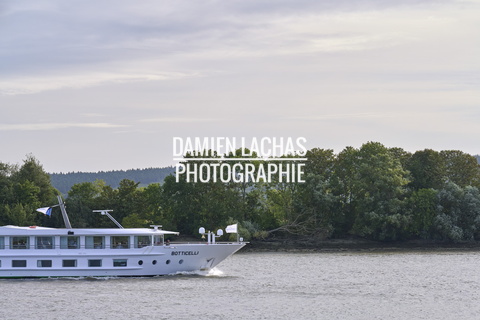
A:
2;0;468;95
286;113;396;121
139;117;222;123
0;71;196;95
1;0;479;171
80;113;107;118
0;122;129;131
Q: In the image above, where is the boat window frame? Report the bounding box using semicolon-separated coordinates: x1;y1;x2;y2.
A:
0;236;4;249
10;236;29;249
62;259;77;267
12;260;27;268
37;260;53;268
36;236;54;249
134;235;151;248
88;259;102;267
111;236;130;249
85;236;105;249
113;259;128;267
60;236;80;249
153;234;164;246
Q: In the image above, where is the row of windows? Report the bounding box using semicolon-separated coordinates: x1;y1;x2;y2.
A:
0;235;156;250
0;258;183;268
1;259;126;268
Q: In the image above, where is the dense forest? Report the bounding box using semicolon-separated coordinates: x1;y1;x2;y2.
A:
2;142;480;243
50;167;175;194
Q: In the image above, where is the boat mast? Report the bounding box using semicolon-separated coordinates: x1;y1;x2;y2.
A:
57;195;72;229
93;210;124;229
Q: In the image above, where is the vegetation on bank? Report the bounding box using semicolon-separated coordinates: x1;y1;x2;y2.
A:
1;142;480;244
50;167;175;194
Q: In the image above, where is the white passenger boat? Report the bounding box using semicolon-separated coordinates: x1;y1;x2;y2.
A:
0;197;245;278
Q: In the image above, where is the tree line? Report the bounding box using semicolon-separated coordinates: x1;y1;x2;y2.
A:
2;142;480;243
50;167;175;194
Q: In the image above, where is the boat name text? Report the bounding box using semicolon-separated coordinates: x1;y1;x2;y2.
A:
171;251;199;256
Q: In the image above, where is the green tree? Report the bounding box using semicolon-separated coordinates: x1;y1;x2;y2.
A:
141;183;169;228
11;155;57;205
406;149;445;190
163;150;264;235
0;156;58;226
342;142;411;240
3;203;37;226
67;180;105;227
224;148;263;223
434;182;480;241
293;148;336;238
161;174;202;234
330;146;359;235
440;150;480;188
407;188;438;239
12;180;41;208
115;179;146;221
0;162;15;206
122;213;148;228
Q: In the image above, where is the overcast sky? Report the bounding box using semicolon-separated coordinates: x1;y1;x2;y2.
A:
1;0;479;173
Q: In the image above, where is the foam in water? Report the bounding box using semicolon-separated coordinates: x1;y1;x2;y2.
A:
171;267;225;277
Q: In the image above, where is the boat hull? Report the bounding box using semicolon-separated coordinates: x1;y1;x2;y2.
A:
0;243;245;278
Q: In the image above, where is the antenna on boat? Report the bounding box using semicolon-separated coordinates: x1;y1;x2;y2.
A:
94;210;124;229
57;195;72;229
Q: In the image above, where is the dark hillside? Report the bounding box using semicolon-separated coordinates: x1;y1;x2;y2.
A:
49;167;175;194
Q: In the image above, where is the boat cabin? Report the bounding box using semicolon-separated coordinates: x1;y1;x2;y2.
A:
0;226;177;251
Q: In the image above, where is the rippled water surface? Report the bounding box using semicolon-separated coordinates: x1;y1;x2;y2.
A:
1;251;480;320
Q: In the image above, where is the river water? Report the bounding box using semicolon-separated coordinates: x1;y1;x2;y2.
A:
1;251;479;320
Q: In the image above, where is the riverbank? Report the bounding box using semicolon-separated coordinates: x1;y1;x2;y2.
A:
172;234;480;252
242;237;480;252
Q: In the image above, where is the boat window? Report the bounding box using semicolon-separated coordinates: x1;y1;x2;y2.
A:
85;236;105;249
134;236;151;248
12;260;27;267
113;259;127;267
153;235;164;246
111;236;130;249
88;259;102;267
60;236;80;249
37;260;52;268
0;237;4;249
11;236;29;249
62;259;77;267
36;236;54;249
